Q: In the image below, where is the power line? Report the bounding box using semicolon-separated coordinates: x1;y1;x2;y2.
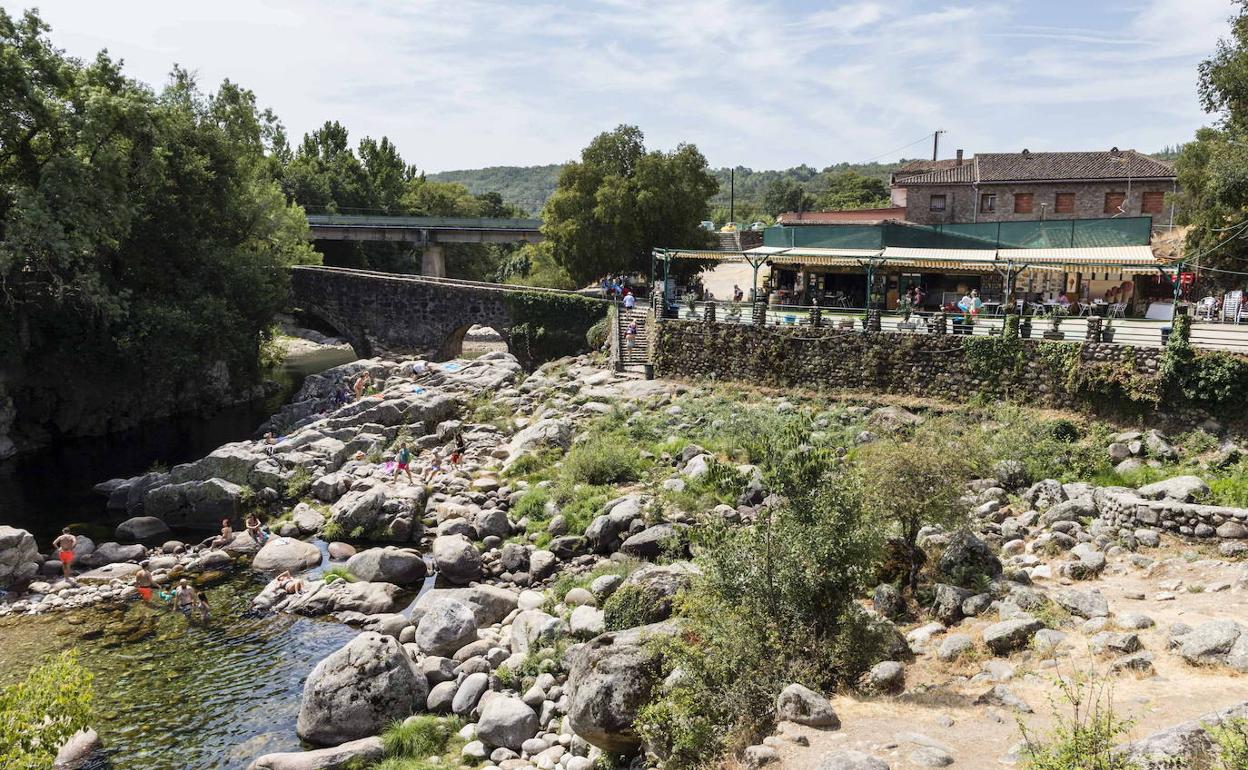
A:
855;132;941;165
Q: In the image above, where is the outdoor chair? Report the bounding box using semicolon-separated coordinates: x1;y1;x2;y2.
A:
1077;302;1092;317
1224;291;1244;324
1107;302;1126;319
1197;296;1219;322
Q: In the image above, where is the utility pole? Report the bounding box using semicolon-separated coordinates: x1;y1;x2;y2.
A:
729;168;735;224
932;129;946;161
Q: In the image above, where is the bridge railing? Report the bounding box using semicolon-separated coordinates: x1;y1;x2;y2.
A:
305;213;542;230
290;265;592;297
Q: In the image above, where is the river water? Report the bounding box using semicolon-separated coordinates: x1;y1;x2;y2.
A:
0;344;360;769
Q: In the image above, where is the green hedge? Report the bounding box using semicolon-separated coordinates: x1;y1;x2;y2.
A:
504;292;608;367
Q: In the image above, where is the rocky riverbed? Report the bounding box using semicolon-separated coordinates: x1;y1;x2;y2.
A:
7;350;1248;770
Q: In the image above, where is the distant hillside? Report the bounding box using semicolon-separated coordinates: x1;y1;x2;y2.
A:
427;165;564;215
429;149;1182;217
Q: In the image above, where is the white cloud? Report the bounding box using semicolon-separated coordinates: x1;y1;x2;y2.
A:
0;0;1235;170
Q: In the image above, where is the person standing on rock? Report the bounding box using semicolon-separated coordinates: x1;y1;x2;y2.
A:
52;528;77;579
352;371;371;400
423;448;443;482
392;442;415;484
449;432;465;468
134;562;154;602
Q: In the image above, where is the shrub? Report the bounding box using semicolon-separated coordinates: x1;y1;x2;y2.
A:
381;715;462;760
1019;677;1139;770
564;437;643;486
321;520;346;542
1210;718;1248;770
321;566;357;584
0;651;94;770
587;316;609;350
602;583;668;631
284;466;313;500
1046;419;1080;443
637;432;885;769
505;449;561;479
512;488;551;522
858;433;973;591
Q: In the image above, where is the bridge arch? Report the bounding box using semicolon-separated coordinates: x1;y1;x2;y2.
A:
289;266;607;367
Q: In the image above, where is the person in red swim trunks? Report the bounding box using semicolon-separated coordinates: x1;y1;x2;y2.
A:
52;528;77;579
134;561;154;602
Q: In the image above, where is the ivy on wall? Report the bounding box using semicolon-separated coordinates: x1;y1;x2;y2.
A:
504;291;608;368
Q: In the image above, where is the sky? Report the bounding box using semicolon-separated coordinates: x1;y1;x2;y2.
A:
3;0;1238;172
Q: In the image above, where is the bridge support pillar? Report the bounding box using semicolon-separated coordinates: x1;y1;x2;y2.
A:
421;244;446;278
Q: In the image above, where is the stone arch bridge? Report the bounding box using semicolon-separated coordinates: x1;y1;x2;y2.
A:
289;266;607;363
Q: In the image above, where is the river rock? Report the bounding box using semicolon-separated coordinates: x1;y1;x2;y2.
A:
619;523;684;560
292;503;327;534
115;516;172;543
327;542;356;561
432;535;481;584
776;683;839;727
145;477;244;529
271;580;405;616
451;671;490;716
414;598;479;656
983;617;1044;654
567;621;680;753
247;736;385;770
510;609;565;654
346;547;428;585
937;530;1002;586
78;542;146;569
253;537;322;573
505;419;573;467
296;632;426;746
0;526;41;588
412;586;519;626
54;727;102;770
585;496;644;553
476;695;540;750
815;751;891;770
606;562;699;627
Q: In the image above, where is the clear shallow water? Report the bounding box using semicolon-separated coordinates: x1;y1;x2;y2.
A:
0;572;357;770
0;344;361;768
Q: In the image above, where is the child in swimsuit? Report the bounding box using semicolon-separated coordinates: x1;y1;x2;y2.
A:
422;449;443;482
392;442;414;483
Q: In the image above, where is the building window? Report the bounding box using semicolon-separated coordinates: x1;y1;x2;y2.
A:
1013;193;1034;214
1055;192;1075;213
1104;192;1126;214
980;193;997;213
1142;191;1165;214
929;194;947;212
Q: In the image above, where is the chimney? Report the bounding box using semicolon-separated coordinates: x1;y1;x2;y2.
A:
956;149;964;166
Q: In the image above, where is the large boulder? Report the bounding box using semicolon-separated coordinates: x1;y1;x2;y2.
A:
247;736;385;770
476;695;540;750
1138;476;1211;503
346;547;428;586
505;419;573;467
567;622;680;753
585;496;645;553
1022;479;1067;512
619;524;684;560
776;683;839;728
412;586;519;627
983;617;1045;654
253;537;322;573
414;598;479;656
115;516;172;543
0;526;41;588
510;610;566;654
144;478;244;529
296;633;426;746
936;530;1002;587
278;580;405;616
432;535;481;584
77;542;146;569
604;562;699;629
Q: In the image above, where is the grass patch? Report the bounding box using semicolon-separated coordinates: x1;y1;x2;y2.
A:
381;715;463;759
548;560;640;606
321;566;357;584
284;466;313;500
564;437;645;486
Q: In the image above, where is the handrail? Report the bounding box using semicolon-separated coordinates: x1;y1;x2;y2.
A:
290;265;597;299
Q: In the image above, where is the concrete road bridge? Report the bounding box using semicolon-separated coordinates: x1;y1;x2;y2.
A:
289;266;606;363
305;214;543;277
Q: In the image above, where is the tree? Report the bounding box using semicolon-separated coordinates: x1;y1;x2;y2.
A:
815;171;891;211
1176;1;1248;284
857;434;972;592
0;651;94;770
0;8;316;443
542;125;717;285
762;178;816;217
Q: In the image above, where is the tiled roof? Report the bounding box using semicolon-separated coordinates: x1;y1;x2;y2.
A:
777;207;907;225
892;159;967;181
900;149;1175;186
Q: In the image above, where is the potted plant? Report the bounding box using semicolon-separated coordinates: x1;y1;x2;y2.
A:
681;291;698;319
896;296;917;332
1101;317;1115;343
1042;306;1068;340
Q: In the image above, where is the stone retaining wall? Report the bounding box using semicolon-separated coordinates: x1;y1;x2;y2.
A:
1094;487;1248;539
653;320;1162;410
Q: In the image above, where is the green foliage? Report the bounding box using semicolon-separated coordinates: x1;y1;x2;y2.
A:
505;450;561;479
499;241;578;290
1209;717;1248;770
503;291;608;367
1019;678;1139;770
0;651;94;770
511;488;552;521
427;164;564;215
381;715;463;760
858;433;974;589
542;125;718;284
548;560;639;605
284;467;313;500
564;437;644;486
0;9;318;436
762;178;816;217
638;421;886;768
321;520;346;542
586;316;610;351
814;171;891;211
602;583;669;631
321;566;358;584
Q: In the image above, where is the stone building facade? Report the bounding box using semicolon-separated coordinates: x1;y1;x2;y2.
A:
894;149;1177;227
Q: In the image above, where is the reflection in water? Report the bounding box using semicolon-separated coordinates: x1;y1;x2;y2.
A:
0;574;356;770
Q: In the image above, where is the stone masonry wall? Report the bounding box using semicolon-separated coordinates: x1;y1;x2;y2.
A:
653;320;1163;410
905;180;1174;226
1094;487;1248;540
